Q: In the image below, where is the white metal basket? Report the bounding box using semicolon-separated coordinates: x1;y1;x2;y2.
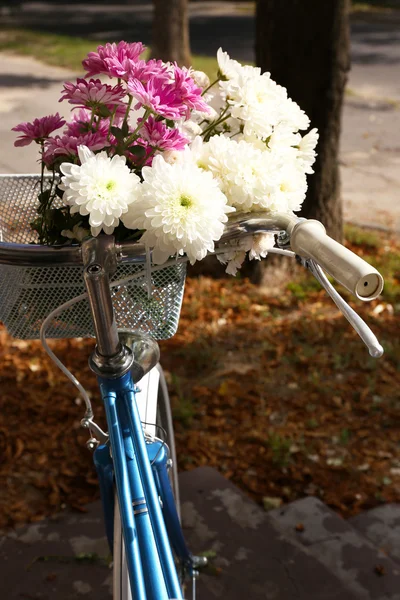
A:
0;175;186;340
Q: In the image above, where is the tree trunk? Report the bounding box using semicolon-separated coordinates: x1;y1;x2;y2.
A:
256;0;350;241
152;0;191;66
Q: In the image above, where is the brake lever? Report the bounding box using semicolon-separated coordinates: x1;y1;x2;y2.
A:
300;257;384;358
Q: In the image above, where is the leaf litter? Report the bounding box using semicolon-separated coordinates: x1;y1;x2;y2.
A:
0;227;399;529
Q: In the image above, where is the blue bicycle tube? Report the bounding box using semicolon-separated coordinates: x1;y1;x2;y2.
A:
148;441;193;569
121;379;183;599
116;389;169;599
102;389;148;599
99;373;183;600
93;443;115;552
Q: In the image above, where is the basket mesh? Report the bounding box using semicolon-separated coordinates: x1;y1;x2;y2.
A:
0;175;186;340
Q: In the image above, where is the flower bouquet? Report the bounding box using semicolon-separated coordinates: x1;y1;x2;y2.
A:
5;41;318;340
12;41;318;274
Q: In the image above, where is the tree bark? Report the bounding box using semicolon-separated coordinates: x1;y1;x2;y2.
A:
152;0;191;66
256;0;351;241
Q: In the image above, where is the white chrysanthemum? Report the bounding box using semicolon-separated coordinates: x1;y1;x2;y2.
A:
267;122;302;150
217;48;249;80
217;48;262;81
204;135;279;211
61;223;90;242
278;97;310;132
216;49;311;141
273;163;308;213
217;248;247;276
221;72;288;139
297;128;319;173
248;232;276;260
176;118;203;142
216;232;275;275
191;70;210;90
121;155;235;265
59;146;141;236
163;135;206;166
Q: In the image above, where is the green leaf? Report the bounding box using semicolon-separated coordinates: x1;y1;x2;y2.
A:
121;120;129;138
127;145;147;159
96;105;111;118
38;189;51;205
111;126;124;141
55;185;64;199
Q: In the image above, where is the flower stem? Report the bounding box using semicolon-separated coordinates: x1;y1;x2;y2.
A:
40;142;45;197
89;109;95;128
201;106;231;140
125;107;152;146
137;146;156;170
107;105;118;142
202;76;221;96
123;94;134;126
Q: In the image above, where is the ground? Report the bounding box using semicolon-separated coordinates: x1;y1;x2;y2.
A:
0;0;399;531
1;3;400;230
0;227;398;530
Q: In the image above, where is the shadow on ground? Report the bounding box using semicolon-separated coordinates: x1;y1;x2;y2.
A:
0;73;65;88
1;2;399;65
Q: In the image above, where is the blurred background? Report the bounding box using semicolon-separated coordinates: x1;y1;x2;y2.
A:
0;0;399;560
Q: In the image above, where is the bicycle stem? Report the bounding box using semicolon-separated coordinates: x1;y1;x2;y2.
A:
82;236;135;377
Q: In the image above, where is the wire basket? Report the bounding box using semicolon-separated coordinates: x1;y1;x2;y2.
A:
0;175;186;340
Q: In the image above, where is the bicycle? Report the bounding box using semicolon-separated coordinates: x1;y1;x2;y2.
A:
0;174;384;600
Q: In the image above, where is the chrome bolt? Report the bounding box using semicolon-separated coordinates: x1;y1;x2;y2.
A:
192;555;208;568
86;263;102;274
86;437;99;451
277;230;290;246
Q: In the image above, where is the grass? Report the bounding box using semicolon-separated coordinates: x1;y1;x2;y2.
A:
267;433;292;468
352;0;400;11
344;224;381;250
0;28;219;79
236;2;255;14
0;29;98;70
232;0;400;15
170;374;195;426
284;223;400;309
191;55;219;81
345;87;400;109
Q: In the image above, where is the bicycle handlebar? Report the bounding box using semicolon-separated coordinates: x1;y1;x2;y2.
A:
0;211;384;302
290;220;384;301
0;212;293;267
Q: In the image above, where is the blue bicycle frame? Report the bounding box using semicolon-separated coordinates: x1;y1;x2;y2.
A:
93;369;193;599
79;235;197;598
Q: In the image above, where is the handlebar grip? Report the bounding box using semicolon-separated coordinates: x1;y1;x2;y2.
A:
290;220;384;301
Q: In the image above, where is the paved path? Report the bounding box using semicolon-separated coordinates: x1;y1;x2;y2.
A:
1;2;399;230
2;468;400;599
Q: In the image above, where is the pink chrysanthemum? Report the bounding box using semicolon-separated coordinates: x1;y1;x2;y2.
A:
127;65;210;121
59;79;126;111
12;113;66;147
43;132;109;166
173;65;211;117
128;58;171;84
141;117;188;152
82;41;145;80
127;78;183;120
64;108;124;139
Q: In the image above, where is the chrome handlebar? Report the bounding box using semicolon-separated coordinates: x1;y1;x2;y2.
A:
0;211;299;267
0;211;385;357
